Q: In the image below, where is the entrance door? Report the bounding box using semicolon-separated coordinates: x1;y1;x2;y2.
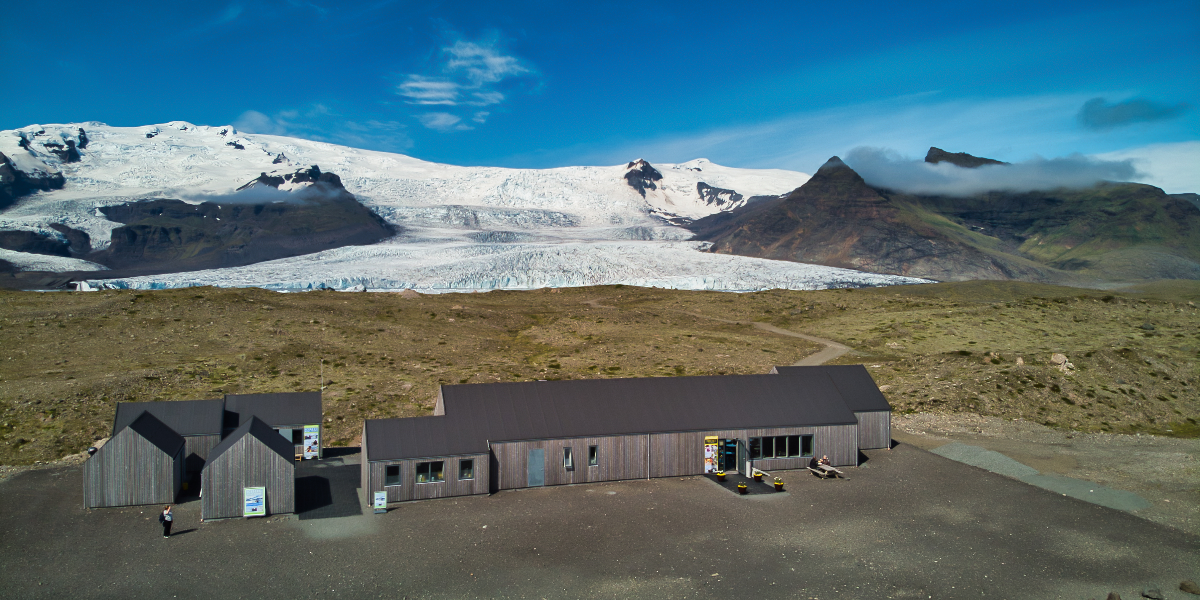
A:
718;439;738;473
527;448;545;487
737;439;749;477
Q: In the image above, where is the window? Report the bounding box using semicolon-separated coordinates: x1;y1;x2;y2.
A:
588;445;598;467
563;447;574;471
416;461;444;483
385;465;401;486
291;429;304;444
749;435;813;459
459;459;474;480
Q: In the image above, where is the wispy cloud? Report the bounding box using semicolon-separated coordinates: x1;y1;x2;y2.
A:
215;3;244;25
285;0;328;16
418;112;472;132
397;36;536;131
1077;97;1191;131
844;147;1142;197
233;106;413;152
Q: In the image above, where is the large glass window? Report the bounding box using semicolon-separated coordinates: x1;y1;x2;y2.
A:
749;435;813;459
416;461;444;483
459;459;474;480
588;445;598;467
385;464;401;486
564;447;574;471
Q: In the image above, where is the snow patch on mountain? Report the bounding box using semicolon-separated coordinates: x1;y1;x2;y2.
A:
0;248;108;272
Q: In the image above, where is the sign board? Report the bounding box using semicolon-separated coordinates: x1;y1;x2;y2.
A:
243;487;266;517
704;438;718;474
373;491;388;513
303;425;320;459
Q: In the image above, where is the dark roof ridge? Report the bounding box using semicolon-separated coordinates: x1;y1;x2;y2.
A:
207;415;295;464
124;411;186;456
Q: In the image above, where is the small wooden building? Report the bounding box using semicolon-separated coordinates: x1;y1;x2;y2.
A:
201;416;296;520
224;392;324;459
112;399;224;473
84;412;185;508
363;365;890;505
772;365;892;449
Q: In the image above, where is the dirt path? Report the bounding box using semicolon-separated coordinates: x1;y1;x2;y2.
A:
589;298;851;366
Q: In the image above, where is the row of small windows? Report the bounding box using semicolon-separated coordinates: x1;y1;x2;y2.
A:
564;445;600;470
384;459;474;486
749;435;813;459
384;438;808;485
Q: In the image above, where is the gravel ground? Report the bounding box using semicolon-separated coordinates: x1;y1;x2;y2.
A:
894;412;1200;537
1;442;1196;599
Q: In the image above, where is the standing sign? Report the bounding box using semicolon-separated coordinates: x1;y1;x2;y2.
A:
303;425;320;459
243;487;266;517
704;436;718;473
373;491;388;514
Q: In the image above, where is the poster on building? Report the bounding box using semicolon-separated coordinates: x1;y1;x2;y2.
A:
303;425;320;459
243;487;266;517
373;491;388;513
704;436;718;473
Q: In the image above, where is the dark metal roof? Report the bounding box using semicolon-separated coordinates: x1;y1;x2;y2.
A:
207;416;296;464
773;365;892;412
224;392;322;428
123;411;186;456
365;416;490;461
112;399;224;437
366;371;861;461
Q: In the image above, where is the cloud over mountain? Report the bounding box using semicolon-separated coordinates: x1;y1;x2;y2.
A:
845;147;1142;197
397;37;536;131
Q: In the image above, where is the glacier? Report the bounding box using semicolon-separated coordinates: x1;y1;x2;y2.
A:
2;121;931;292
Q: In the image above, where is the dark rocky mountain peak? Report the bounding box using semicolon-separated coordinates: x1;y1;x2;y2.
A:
235;165;345;192
0;152;66;210
696;182;743;208
272;152;288;165
77;128;89;149
924;147;1007;168
624;159;663;197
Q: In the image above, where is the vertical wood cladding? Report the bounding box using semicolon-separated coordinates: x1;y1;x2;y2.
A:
490;423;859;491
366;454;490;503
184;434;221;472
83;430;181;509
855;411;891;450
200;436;295;520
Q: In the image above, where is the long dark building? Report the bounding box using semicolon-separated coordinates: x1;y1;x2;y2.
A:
362;365;891;505
771;365;892;449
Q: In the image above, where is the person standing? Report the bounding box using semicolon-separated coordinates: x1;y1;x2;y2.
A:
159;505;173;538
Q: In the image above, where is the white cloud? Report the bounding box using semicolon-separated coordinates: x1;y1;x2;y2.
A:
1094;141;1200;194
395;37;534;129
444;40;529;86
397;76;460;106
844;147;1142;197
233;110;288;135
418;112;472;132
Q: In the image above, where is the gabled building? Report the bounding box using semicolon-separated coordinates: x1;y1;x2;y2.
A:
201;416;296;520
112;399;223;473
361;365;891;505
83;412;185;508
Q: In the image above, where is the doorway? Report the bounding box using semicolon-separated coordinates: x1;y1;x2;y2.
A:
717;439;747;475
527;448;545;487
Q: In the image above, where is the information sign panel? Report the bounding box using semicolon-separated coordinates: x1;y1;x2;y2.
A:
373;491;388;513
243;487;266;517
303;425;320;459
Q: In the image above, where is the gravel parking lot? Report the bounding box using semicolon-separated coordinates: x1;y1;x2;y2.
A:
0;442;1196;599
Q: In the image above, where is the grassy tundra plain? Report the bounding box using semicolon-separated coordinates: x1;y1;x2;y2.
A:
1;280;1198;467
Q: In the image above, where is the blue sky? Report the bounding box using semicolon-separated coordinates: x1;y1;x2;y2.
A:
2;1;1197;189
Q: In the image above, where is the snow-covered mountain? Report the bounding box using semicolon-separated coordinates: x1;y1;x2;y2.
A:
1;121;931;292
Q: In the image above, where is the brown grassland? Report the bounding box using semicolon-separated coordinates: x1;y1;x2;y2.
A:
1;280;1198;467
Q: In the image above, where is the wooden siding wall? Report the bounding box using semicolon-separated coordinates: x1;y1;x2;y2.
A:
185;434;222;472
82;431;181;508
366;454;490;502
201;437;295;520
493;424;860;491
360;422;370;502
855;411;891;450
490;435;650;490
434;389;445;415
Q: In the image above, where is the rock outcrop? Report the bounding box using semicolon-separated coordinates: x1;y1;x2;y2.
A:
624;159;662;197
925;147;1007;168
0;152;66;210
